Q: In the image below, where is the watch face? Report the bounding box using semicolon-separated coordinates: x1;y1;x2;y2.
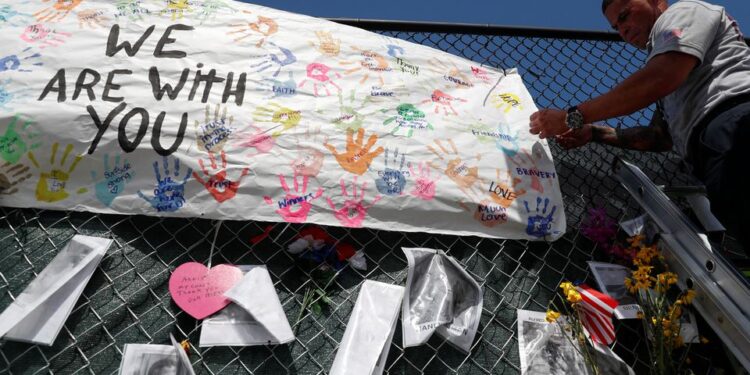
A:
566;110;584;129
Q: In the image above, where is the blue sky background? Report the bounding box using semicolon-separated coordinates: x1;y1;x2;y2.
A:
240;1;750;33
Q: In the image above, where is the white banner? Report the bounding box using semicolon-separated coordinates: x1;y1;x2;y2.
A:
0;0;565;240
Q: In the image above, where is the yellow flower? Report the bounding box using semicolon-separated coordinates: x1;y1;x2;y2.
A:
657;272;678;287
636;311;644;319
700;336;709;344
682;289;696;304
546;310;561;323
624;277;637;294
566;289;582;304
627;234;645;248
673;335;685;348
559;281;574;295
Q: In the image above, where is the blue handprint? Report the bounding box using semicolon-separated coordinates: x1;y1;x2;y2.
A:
495;123;521;158
1;48;42;74
524;197;558;238
138;156;192;212
374;148;410;196
250;42;297;78
90;154;135;207
259;71;297;98
386;44;404;58
0;5;33;27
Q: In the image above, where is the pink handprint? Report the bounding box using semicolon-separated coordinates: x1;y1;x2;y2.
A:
420;89;467;116
298;62;341;97
263;172;323;223
20;24;71;49
408;161;438;200
236;124;276;157
326;176;381;228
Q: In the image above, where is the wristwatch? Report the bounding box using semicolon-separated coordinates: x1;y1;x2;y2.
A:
565;106;584;130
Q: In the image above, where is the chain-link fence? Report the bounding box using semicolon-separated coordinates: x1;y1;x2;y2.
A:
1;20;746;374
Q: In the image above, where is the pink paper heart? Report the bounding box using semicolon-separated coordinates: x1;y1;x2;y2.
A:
169;262;243;320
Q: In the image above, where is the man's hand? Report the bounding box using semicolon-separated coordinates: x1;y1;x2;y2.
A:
529;109;569;139
555;125;593;150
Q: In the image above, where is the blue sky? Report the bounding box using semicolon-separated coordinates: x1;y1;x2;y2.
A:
241;0;750;33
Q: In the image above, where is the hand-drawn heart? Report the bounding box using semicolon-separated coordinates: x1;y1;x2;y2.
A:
169;262;243;320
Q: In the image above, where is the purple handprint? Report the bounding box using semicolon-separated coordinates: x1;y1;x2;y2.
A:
250;42;297;77
138;156;192;212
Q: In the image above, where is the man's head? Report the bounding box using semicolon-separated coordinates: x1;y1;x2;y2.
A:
602;0;668;49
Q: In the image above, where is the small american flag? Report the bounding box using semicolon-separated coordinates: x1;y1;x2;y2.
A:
577;284;619;345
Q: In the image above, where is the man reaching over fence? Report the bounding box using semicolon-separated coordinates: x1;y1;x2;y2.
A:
529;0;750;252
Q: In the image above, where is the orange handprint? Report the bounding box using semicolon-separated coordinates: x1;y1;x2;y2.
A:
427;138;485;202
228;10;278;47
34;0;83;23
28;143;83;203
324;128;384;176
192;150;250;203
309;30;341;57
488;169;526;208
459;199;509;228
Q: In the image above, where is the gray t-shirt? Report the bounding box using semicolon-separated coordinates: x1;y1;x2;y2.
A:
647;0;750;158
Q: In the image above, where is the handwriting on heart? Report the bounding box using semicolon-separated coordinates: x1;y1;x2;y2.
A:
169;262;243;320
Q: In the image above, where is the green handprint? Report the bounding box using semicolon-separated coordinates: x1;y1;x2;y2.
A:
0;115;40;164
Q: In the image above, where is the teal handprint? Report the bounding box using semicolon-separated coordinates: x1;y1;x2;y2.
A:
0;115;40;164
90;154;135;207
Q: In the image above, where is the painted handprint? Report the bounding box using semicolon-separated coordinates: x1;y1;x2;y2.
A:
323;90;379;132
298;62;341;97
290;124;326;177
28;143;83;203
114;0;150;21
524;197;558;238
0;162;32;195
138;156;192;212
459;199;509;228
0;115;40;164
495;123;521;158
428;138;485;202
408;161;438;200
326;176;381;228
258;72;297;98
374;148;410;196
324;128;384;176
263;172;323;223
514;144;556;194
340;47;392;86
488;169;526;208
382;104;433;137
161;0;192;21
420;89;467;116
77;9;110;29
195;0;235;22
0;81;31;111
386;42;420;76
309;30;340;57
90;153;134;207
236;124;275;156
253;102;301;137
428;58;474;89
195;104;234;153
470;66;493;85
1;48;43;74
228;11;278;47
0;5;34;27
20;24;72;49
250;42;297;78
34;0;83;23
193;150;249;203
490;93;523;113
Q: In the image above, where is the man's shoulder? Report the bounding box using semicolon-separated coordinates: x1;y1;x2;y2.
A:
666;0;724;16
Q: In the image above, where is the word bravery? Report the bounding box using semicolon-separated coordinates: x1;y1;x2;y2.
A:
36;24;247;156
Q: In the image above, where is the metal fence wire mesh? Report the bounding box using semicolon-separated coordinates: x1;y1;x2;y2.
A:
1;21;745;374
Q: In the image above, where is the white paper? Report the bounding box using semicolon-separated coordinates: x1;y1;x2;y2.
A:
329;280;404;375
118;335;195;375
517;309;589;375
0;0;565;241
587;261;640;320
619;215;646;237
402;247;483;353
221;265;294;345
0;235;111;345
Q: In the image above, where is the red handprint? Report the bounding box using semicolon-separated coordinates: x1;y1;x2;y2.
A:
326;176;381;228
408;161;438;200
263;172;323;223
192;151;250;203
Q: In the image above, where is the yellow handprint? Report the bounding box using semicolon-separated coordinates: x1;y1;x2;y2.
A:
309;30;341;57
253;103;302;137
161;0;191;21
324;128;384;176
28;143;83;203
491;93;523;113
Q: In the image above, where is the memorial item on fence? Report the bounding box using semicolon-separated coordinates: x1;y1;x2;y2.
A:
329;280;403;375
401;247;482;353
0;0;565;240
168;262;243;320
0;235;111;345
216;264;295;345
118;334;195;375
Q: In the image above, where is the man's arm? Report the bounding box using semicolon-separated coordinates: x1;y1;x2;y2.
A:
530;51;698;138
556;108;672;152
